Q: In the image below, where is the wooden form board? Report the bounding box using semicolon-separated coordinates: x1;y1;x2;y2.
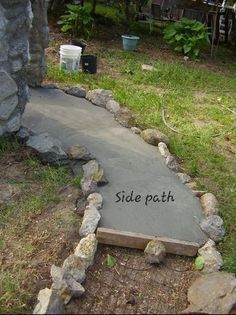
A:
96;228;199;257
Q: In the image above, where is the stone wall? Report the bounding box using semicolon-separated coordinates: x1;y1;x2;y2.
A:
0;0;33;136
26;0;49;87
0;0;49;136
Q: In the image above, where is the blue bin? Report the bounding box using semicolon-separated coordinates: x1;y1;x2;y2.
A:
121;35;140;51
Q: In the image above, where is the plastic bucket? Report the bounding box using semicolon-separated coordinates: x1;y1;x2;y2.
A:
60;45;82;72
81;55;97;74
121;35;140;51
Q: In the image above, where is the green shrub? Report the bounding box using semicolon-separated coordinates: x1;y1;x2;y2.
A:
163;18;208;59
58;4;94;40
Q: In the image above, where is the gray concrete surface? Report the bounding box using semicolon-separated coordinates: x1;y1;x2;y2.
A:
23;88;207;245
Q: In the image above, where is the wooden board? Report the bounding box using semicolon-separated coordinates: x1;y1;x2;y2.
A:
96;228;199;257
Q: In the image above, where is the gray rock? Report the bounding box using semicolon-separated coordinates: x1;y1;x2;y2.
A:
16;126;33;143
105;100;120;113
114;108;136;128
142;64;156;71
62;254;86;283
50;265;85;304
33;288;64;314
79;205;101;237
74;234;98;269
141;129;169;146
0;184;13;204
26;133;67;164
177;173;192;184
165;155;180;172
81;177;98;196
200;215;225;243
5;113;21;133
87;192;103;210
41;83;58;89
131;127;141;134
76;197;87;216
182;272;236;314
158;142;170;158
65;87;86;98
144;239;166;264
200;193;219;216
67;144;93;161
198;239;223;273
82;160;108;186
71;160;85;178
185;182;197;190
0;70;18;103
192;190;207;198
0;94;18;121
86;89;113;107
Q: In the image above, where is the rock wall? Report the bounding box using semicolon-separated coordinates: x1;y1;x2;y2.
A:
0;0;32;136
0;0;49;136
26;0;49;87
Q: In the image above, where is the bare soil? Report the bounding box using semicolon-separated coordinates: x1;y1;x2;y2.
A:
0;145;82;313
66;246;198;314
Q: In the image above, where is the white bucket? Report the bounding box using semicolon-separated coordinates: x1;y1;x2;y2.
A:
60;45;82;72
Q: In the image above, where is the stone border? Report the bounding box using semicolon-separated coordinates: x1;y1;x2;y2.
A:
63;89;227;269
15;126;106;314
29;84;229;314
61;86;226;246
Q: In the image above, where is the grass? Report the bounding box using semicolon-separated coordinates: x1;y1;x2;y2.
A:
47;37;236;272
0;137;76;313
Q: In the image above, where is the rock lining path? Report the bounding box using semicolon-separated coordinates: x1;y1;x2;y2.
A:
23;88;207;246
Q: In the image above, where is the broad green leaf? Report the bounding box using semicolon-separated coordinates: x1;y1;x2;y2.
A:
61;25;72;33
195;256;204;270
175;34;183;41
106;254;116;268
174;46;182;52
183;45;191;54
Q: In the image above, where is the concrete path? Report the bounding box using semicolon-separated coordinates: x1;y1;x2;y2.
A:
23;88;207;246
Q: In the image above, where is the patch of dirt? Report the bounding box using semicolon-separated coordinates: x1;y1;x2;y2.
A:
66;245;198;314
0;145;82;312
193;91;208;103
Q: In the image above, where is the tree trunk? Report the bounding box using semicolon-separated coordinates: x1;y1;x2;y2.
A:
91;0;97;15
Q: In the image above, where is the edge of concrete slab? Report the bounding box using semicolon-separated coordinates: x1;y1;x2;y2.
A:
96;227;200;257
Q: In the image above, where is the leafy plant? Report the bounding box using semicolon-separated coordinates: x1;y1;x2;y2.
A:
163;18;208;59
195;256;205;270
58;4;94;40
106;254;116;268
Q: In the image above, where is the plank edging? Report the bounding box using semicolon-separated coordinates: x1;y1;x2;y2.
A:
96;227;200;257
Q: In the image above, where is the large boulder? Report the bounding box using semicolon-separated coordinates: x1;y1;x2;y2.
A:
182;272;236;314
26;133;67;165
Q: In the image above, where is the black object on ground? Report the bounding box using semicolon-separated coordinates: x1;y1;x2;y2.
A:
81;54;97;74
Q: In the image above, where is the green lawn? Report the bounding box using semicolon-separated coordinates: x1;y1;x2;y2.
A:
47;14;236;272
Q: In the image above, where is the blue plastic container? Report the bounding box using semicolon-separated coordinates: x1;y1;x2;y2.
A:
121;35;140;51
